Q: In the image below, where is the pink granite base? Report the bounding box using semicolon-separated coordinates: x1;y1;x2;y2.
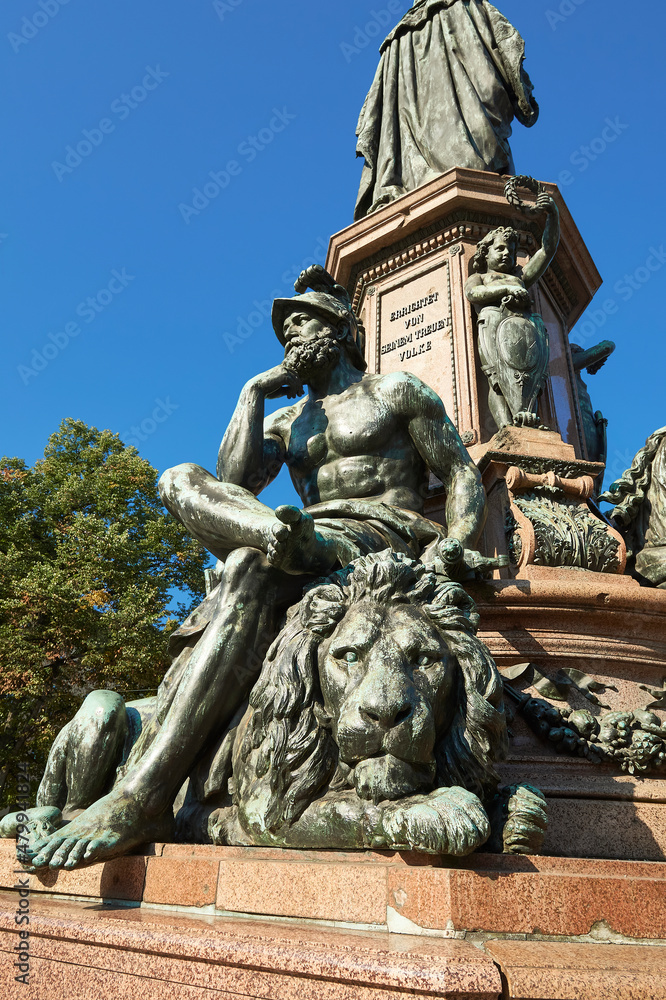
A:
3;889;666;1000
3;840;666;940
486;941;666;1000
3;839;666;998
0;892;502;999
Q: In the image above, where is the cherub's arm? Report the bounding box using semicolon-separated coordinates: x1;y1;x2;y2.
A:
465;272;525;307
522;195;560;288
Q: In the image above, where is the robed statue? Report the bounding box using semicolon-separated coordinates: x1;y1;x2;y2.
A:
355;0;539;219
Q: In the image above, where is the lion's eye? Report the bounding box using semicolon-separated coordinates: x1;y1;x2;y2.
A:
341;650;358;664
416;654;437;667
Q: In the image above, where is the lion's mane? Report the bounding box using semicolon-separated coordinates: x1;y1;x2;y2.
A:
235;552;507;835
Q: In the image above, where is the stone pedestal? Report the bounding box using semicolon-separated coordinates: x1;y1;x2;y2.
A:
319;170;666;998
326;168;622;586
3;843;666;999
468;426;624;578
4;173;662;999
471;577;666;864
326;167;602;458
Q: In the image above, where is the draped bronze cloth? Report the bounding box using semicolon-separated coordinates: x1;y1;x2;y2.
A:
636;437;666;589
355;0;539;220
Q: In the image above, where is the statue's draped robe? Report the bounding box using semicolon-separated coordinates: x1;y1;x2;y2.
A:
635;439;666;588
355;0;539;220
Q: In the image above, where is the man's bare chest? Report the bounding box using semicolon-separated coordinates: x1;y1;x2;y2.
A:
285;391;399;471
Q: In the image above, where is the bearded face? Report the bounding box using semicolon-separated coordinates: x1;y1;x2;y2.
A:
282;311;342;379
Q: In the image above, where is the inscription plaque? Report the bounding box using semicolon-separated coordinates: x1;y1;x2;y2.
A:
376;264;458;425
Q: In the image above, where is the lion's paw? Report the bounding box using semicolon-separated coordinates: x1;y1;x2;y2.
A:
501;784;548;855
486;784;548;855
374;785;490;856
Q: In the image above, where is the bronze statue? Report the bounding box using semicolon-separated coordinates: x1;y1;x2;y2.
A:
7;551;547;859
16;266;515;870
465;188;560;431
570;340;615;466
355;0;539;219
196;551;546;855
601;427;666;589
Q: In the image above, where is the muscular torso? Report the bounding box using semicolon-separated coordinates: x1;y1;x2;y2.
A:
270;374;427;510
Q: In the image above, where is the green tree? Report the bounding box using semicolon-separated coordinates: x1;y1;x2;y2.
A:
0;418;207;807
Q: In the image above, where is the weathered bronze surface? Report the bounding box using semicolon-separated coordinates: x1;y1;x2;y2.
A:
192;551;545;855
14;268;536;869
571;340;615;467
504;683;666;777
8;551;547;860
602;427;666;588
465;183;560;431
354;0;539;219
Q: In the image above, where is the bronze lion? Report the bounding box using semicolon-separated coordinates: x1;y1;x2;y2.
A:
180;551;546;856
5;552;546;861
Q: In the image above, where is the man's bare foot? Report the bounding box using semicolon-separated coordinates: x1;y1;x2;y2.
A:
19;787;173;871
267;505;337;576
0;806;62;840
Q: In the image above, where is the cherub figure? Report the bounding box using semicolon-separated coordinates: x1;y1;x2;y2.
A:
465;193;560;431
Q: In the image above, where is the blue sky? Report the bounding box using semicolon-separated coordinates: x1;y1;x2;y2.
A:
2;0;665;511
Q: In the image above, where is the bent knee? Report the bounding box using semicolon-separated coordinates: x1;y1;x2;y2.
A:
223;546;269;582
76;690;126;733
158;463;208;506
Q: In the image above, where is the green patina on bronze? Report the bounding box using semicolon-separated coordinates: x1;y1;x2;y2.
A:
570;340;615;467
10;267;543;870
601;426;666;589
465;181;560;432
354;0;539;219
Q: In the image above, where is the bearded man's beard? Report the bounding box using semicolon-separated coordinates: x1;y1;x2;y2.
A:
284;337;341;379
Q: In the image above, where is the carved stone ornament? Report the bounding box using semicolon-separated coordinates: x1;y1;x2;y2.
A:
505;467;627;574
503;680;666;777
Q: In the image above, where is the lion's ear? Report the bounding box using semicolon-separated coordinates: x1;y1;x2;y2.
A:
299;584;345;636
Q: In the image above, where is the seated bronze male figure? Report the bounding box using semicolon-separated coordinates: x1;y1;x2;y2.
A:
17;266;508;870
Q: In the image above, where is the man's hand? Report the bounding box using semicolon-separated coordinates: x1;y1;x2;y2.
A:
249;365;304;400
217;366;293;485
436;538;508;581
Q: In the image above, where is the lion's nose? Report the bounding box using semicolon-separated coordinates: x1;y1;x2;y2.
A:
359;698;413;730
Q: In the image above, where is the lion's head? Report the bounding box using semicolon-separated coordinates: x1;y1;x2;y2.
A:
233;552;508;835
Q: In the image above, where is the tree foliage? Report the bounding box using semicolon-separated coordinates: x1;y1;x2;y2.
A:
0;419;207;807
